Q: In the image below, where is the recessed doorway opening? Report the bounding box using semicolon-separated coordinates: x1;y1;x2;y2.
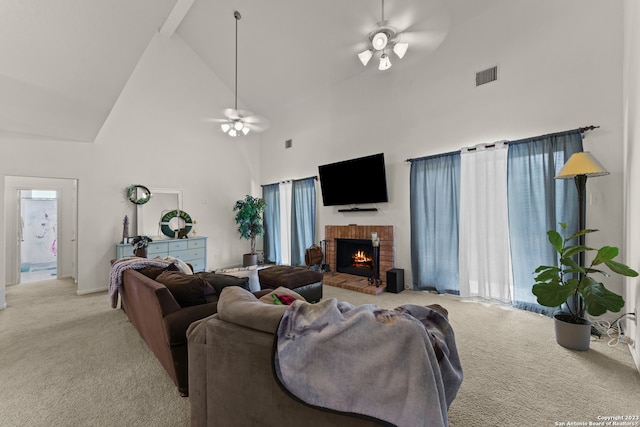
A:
19;189;58;284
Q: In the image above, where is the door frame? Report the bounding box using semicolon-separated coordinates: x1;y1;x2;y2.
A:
4;176;78;286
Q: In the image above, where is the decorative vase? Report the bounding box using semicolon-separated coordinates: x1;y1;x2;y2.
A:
243;253;258;267
554;314;591;351
135;247;147;258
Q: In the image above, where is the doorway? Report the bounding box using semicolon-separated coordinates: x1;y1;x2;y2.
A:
19;189;58;283
4;176;77;288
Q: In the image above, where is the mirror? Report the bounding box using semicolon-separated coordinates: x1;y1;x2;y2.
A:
137;188;183;238
127;185;151;205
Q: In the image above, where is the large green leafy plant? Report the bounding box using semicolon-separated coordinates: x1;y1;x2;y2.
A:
233;195;266;255
533;223;638;324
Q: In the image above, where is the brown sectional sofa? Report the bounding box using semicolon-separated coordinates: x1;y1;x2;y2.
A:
119;267;271;397
119;268;217;396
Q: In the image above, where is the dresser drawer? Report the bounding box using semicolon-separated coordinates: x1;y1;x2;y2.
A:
147;241;169;255
168;240;189;251
188;259;206;273
188;239;206;249
171;248;205;262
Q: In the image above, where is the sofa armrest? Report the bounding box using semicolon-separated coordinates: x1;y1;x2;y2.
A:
164;303;218;347
155;286;182;316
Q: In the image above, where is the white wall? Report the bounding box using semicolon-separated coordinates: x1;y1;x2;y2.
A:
623;0;640;371
260;1;624;291
0;31;261;306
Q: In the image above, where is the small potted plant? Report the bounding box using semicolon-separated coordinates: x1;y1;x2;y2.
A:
233;195;266;266
131;235;153;258
532;223;638;351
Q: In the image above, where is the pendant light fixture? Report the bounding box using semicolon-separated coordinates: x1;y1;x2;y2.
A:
357;0;409;71
211;11;269;137
220;11;249;137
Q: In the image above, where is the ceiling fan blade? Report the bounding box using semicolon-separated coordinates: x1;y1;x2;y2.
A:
244;122;269;133
223;108;241;120
223;108;257;120
202;117;229;123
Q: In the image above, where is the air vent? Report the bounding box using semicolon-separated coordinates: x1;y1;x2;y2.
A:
285;139;292;149
476;66;498;86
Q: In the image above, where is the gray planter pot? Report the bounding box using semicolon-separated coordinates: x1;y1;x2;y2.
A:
243;253;258;267
554;314;591;351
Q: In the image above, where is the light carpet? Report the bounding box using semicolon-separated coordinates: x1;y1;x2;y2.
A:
1;279;638;427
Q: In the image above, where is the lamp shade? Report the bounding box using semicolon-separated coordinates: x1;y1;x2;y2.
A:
555;151;610;179
378;53;392;70
358;49;373;66
393;42;408;58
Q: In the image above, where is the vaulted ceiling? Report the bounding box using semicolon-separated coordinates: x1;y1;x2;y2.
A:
0;0;493;142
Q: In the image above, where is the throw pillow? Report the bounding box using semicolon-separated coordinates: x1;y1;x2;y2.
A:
158;256;193;275
271;294;296;305
215;266;260;292
258;286;307;305
155;270;215;307
137;263;179;280
196;271;250;296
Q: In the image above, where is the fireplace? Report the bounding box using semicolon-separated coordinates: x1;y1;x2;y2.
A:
336;238;378;278
324;225;394;294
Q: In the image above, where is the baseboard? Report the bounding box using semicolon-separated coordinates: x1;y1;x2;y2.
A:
76;285;108;296
631;346;640;374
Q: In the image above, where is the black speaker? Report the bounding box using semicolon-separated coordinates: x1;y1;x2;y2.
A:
386;268;404;293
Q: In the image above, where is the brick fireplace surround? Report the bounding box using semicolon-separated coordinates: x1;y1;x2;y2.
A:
324;225;394;294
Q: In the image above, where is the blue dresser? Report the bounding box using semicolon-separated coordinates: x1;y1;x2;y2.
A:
115;236;207;272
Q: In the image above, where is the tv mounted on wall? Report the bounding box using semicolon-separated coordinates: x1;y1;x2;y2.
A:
318;153;389;209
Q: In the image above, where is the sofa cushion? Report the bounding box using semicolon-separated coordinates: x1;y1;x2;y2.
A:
258;266;322;290
218;287;307;334
155;271;216;307
137;263;179;280
215;266;260;292
196;272;250;295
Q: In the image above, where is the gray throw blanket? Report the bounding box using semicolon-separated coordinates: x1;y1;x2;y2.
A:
108;257;174;308
273;299;463;427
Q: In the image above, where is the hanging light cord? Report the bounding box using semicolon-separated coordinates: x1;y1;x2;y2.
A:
234;11;239;112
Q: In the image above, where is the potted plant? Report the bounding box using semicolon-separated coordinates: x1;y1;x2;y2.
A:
233;195;266;266
131;235;153;258
533;223;638;351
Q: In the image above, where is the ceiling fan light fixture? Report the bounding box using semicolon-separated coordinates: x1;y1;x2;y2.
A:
357;0;408;71
372;31;388;51
214;10;268;138
358;49;373;66
393;42;408;59
378;53;392;70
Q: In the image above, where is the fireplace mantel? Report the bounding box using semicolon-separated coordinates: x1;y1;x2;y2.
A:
324;225;394;287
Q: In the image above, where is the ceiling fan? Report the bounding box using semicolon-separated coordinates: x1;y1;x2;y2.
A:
210;11;268;137
357;0;409;71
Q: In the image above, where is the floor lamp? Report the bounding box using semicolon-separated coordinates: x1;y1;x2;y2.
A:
555;151;610;316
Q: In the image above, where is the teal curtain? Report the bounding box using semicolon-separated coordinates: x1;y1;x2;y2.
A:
410;152;461;293
291;178;316;266
262;183;281;264
507;129;583;314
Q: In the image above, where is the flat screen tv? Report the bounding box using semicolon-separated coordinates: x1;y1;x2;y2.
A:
318;153;389;206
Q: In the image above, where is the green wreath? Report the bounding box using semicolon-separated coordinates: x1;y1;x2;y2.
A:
160;210;193;237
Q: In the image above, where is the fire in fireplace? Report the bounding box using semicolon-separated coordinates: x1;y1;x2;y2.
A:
336;238;378;278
